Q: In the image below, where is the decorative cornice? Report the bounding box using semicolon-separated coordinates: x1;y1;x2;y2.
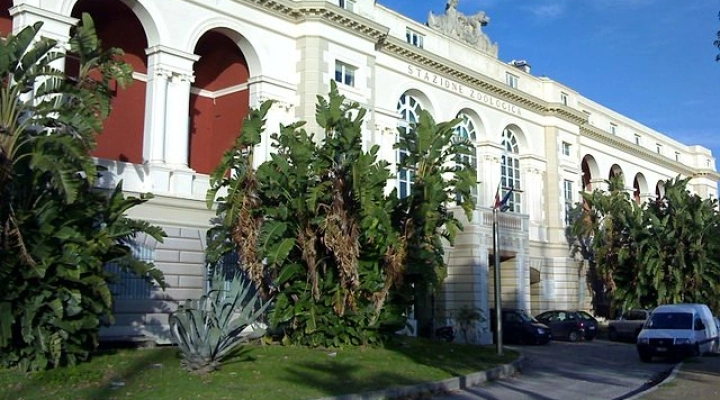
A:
546;104;588;126
379;35;586;126
243;0;388;40
580;125;720;181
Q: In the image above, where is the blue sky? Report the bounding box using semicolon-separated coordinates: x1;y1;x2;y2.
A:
380;0;720;165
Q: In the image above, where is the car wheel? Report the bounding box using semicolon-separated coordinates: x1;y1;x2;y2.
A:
568;331;580;342
607;327;618;341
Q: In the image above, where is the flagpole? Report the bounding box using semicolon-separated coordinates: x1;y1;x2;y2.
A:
493;206;503;356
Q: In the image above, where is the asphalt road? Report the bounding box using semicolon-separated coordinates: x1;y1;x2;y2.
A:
433;339;676;400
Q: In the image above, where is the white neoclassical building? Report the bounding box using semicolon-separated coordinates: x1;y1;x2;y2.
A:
4;0;716;344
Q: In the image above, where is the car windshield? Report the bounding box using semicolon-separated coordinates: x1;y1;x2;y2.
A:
644;312;693;330
517;310;537;323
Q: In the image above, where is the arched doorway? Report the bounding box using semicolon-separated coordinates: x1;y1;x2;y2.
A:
71;0;148;164
189;30;250;175
0;0;12;36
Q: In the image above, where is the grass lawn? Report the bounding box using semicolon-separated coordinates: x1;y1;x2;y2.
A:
0;337;517;400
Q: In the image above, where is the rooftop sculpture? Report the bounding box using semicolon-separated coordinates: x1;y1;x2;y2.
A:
427;0;499;57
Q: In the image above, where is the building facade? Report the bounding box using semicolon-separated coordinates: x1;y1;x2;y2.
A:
3;0;717;344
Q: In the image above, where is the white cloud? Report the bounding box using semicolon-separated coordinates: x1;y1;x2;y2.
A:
524;3;566;19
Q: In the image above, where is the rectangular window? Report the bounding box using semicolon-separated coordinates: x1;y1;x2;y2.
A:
560;92;568;106
406;28;424;48
563;180;574;226
656;143;662;154
339;0;355;11
334;60;356;87
610;123;617;135
506;72;518;89
675;151;680;162
561;141;571;156
634;134;641;145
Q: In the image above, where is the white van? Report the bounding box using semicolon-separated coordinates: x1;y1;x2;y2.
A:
636;303;719;362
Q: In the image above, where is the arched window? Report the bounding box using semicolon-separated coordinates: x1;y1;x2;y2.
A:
396;94;421;198
501;128;521;212
454;112;477;202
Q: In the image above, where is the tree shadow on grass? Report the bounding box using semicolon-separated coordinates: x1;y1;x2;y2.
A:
280;359;427;399
6;346;175;400
383;334;517;378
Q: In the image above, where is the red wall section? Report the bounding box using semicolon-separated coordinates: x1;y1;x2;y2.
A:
194;32;249;90
73;0;147;164
0;0;12;37
189;31;250;175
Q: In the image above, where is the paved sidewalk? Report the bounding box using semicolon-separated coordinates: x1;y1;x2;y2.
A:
635;354;720;400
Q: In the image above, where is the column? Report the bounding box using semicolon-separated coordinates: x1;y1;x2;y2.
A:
143;64;170;164
164;71;193;168
515;253;530;311
142;46;199;195
144;45;198;169
476;248;492;344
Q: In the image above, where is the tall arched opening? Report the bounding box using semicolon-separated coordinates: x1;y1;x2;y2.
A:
189;30;250;175
0;0;12;36
71;0;148;164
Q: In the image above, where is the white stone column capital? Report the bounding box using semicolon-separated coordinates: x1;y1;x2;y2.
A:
146;45;198;78
10;4;78;44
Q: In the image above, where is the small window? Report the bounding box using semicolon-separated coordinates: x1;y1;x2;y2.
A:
561;141;571;156
609;123;617;135
656;143;662;155
334;60;356;87
560;92;568;106
634;134;641;145
675;152;680;162
339;0;355;11
406;28;424;48
506;72;518;89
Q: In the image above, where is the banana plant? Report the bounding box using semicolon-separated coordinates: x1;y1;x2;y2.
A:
0;15;164;372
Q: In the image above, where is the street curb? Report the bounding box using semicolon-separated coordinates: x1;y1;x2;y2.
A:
620;362;681;400
314;355;525;400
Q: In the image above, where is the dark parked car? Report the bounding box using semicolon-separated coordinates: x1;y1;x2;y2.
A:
535;310;598;342
490;308;551;345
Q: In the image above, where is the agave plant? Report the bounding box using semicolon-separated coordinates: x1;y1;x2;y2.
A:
169;268;271;374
